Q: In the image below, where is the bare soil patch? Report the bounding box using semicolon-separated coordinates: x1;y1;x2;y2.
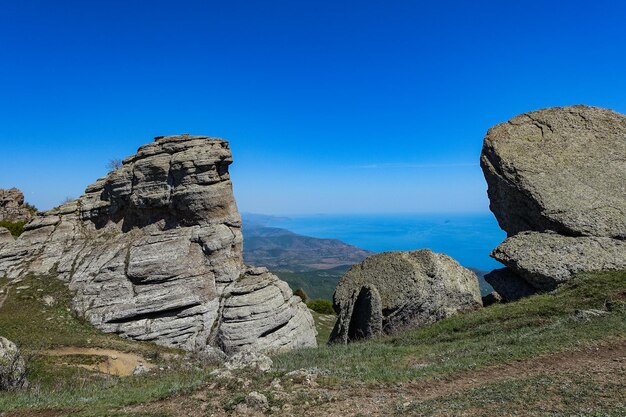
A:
44;347;153;377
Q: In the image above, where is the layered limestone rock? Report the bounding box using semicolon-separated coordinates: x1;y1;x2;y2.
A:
329;250;482;344
0;228;13;248
0;135;316;354
0;188;34;223
481;106;626;299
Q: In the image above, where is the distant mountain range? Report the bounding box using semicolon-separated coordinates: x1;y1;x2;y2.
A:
242;222;373;272
242;214;492;300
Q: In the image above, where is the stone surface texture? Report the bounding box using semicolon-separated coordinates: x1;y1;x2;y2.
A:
492;232;626;291
481;105;626;239
0;337;27;390
0;188;34;223
329;250;482;344
0;135;316;354
482;105;626;299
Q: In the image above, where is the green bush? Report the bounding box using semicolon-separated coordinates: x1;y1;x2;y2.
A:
293;288;308;303
307;299;335;315
22;203;37;214
0;221;27;237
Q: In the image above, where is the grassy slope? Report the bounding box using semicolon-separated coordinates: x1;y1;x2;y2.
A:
0;271;624;416
273;271;626;383
0;275;214;415
275;265;350;300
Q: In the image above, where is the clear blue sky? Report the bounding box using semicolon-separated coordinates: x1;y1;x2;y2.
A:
1;1;625;214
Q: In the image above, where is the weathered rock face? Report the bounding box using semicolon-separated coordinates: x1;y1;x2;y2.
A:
481;105;626;239
492;232;626;291
0;135;316;354
481;106;626;299
0;337;27;390
0;188;34;223
0;228;13;247
329;250;482;344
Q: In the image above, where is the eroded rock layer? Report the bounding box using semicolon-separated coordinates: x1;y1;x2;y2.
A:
0;188;34;223
0;135;316;354
329;250;482;344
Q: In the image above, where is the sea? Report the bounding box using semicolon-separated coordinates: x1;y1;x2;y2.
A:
261;213;506;272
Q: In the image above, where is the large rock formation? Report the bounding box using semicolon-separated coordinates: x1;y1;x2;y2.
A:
329;250;482;344
481;105;626;298
0;188;34;223
0;135;316;354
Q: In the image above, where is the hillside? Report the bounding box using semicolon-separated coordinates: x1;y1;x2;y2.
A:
274;265;351;300
242;222;373;271
1;270;624;416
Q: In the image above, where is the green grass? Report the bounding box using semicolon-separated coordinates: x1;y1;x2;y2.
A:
0;220;27;237
273;270;626;384
1;270;624;416
0;275;216;415
309;309;336;344
400;371;626;417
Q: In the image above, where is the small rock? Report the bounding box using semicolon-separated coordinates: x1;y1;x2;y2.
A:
575;309;607;320
225;349;272;372
0;337;27;390
42;295;55;307
132;362;148;376
270;378;283;390
15;286;29;290
209;369;233;380
481;291;503;307
246;391;268;411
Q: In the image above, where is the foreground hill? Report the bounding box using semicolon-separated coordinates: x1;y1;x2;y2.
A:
1;270;624;416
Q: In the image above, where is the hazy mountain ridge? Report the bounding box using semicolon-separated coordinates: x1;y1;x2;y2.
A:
242;221;373;272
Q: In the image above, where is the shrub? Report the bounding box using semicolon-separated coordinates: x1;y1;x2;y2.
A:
307;299;335;315
22;202;37;214
0;221;26;237
293;288;308;303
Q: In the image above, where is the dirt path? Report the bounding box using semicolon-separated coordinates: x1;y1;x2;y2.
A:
44;347;153;377
306;339;626;416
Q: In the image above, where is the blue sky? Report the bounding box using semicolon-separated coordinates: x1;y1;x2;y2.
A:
1;1;625;214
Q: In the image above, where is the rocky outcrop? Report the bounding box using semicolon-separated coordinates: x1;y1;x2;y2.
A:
0;135;316;354
0;228;13;248
481;106;626;299
481;105;626;239
0;188;34;223
329;250;482;344
0;337;27;390
492;232;626;291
